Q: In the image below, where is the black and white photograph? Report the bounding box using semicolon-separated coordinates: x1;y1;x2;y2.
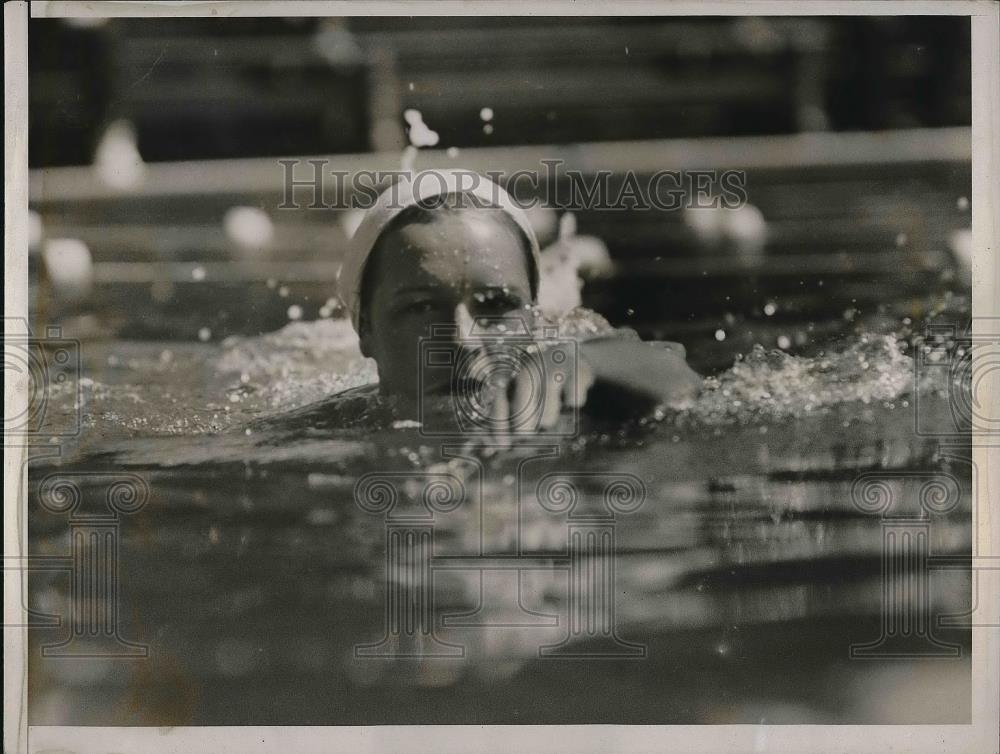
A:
4;2;999;752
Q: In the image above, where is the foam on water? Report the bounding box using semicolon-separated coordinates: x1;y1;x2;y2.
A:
44;313;927;447
215;318;375;414
44;319;374;439
681;334;915;427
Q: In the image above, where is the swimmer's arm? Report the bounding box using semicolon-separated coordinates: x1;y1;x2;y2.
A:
578;337;702;409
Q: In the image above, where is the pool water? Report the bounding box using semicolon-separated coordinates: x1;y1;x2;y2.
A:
26;293;973;725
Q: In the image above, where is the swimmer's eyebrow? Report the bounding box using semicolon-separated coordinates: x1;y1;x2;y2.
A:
388;284;527;305
390;285;441;301
477;285;536;313
385;286;445;316
471;286;526;307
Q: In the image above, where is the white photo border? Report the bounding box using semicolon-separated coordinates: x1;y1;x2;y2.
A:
5;2;998;752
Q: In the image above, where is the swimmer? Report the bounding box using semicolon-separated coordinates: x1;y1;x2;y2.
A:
321;169;702;437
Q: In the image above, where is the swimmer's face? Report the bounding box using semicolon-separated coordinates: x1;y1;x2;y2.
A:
359;208;534;403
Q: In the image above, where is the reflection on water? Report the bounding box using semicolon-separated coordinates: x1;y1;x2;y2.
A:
28;297;973;725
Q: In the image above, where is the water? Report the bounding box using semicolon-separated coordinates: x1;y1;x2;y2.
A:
27;294;973;725
44;307;942;447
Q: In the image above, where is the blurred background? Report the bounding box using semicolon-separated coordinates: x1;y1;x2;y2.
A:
29;15;971;373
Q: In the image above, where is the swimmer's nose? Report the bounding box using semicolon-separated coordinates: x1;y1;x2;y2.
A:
454;302;475;342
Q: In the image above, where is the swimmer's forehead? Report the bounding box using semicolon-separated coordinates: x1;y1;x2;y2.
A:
371;210;534;295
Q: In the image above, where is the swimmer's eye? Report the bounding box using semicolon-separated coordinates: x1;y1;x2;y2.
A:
396;300;440;316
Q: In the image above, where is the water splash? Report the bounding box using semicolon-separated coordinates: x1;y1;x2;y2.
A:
401;108;440;173
214;319;375;416
45;319;376;439
681;335;914;426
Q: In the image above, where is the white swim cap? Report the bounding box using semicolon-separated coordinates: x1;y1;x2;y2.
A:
339;169;541;331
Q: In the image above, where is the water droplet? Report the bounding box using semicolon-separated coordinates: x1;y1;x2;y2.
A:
224;206;274;249
403;108;440;147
